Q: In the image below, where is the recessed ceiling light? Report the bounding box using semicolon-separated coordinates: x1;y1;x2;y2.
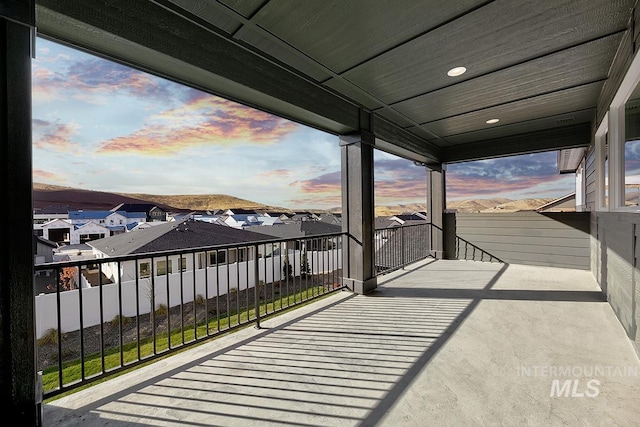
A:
447;66;466;77
486;118;499;124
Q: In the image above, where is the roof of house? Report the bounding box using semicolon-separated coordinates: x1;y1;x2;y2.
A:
392;214;427;221
88;219;274;257
111;203;164;213
261;211;291;218
69;210;147;220
33;234;58;249
36;205;71;214
317;213;342;225
536;193;576;212
226;208;258;215
248;221;341;239
74;221;110;230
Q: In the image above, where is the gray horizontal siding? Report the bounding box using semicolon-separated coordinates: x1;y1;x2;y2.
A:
585;145;597;211
594;212;638;355
455;212;590;269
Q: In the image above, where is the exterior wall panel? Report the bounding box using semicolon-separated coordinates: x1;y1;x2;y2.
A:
455;212;590;269
594;212;639;355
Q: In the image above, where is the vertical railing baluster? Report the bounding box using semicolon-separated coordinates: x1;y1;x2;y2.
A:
134;259;141;361
192;252;196;340
99;263;105;373
179;253;185;346
165;255;171;350
246;247;250;323
117;260;124;367
55;267;63;389
254;244;260;329
151;257;156;356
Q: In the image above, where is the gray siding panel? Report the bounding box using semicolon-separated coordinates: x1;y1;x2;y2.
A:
585;146;597;212
455;212;590;269
594;212;639;357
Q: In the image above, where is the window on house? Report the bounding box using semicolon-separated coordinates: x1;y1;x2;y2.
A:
596;125;609;211
604;138;609;209
237;247;246;262
625;92;640;208
179;257;187;272
139;262;150;279
197;253;206;269
157;259;172;276
209;250;226;266
625;140;640;206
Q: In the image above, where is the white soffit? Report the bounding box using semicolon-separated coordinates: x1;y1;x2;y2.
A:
557;147;587;174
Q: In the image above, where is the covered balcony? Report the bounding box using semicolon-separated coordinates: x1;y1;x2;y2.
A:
2;1;640;425
43;260;639;426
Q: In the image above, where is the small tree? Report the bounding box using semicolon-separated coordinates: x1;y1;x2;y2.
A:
282;254;293;280
59;267;77;291
300;250;310;278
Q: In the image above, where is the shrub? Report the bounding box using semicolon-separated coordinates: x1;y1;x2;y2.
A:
195;294;206;306
111;314;132;327
38;328;59;346
155;304;168;316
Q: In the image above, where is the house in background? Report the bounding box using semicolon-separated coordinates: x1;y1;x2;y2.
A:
537;193;577;213
88;219;274;283
261;211;292;221
111;203;167;222
33;235;57;265
68;210;147;228
223;208;258;216
40;219;73;245
221;213;284;228
376;213;429;229
33;205;70;225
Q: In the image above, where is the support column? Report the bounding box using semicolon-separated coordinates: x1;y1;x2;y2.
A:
341;133;377;294
1;1;39;425
427;166;446;259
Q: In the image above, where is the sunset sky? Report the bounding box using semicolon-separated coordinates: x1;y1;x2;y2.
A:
32;38;579;209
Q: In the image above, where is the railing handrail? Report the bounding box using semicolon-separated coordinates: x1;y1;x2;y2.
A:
36;231;346;399
374;221;431;232
455;235;504;263
35;230;347;270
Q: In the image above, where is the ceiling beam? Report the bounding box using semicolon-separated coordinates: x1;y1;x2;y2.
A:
441;123;592;164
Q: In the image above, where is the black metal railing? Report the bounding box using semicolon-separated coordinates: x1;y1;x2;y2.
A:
455;235;504;263
374;223;432;275
34;232;345;399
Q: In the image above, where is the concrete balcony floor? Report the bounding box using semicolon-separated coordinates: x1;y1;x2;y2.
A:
44;259;640;426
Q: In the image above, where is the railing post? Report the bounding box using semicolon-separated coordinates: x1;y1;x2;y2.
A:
400;226;405;269
254;245;261;329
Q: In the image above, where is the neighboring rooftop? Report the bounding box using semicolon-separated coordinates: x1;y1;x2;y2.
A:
249;221;341;240
88;220;274;257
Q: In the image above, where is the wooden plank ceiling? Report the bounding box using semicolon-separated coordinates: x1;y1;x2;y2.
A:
36;0;636;164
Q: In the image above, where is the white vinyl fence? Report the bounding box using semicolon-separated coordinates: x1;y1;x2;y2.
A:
35;249;341;338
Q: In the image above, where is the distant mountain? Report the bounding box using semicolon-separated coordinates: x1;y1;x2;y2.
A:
122;193;288;212
32;183;286;212
335;197;558;217
448;198;512;213
478;198;555;213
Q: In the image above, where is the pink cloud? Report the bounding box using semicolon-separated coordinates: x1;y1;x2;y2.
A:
97;97;299;155
32;119;80;151
446;174;568;200
291;171;341;194
33;169;63;182
32;58;175;105
257;169;294;179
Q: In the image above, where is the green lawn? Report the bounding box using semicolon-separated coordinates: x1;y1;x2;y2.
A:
43;285;337;399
